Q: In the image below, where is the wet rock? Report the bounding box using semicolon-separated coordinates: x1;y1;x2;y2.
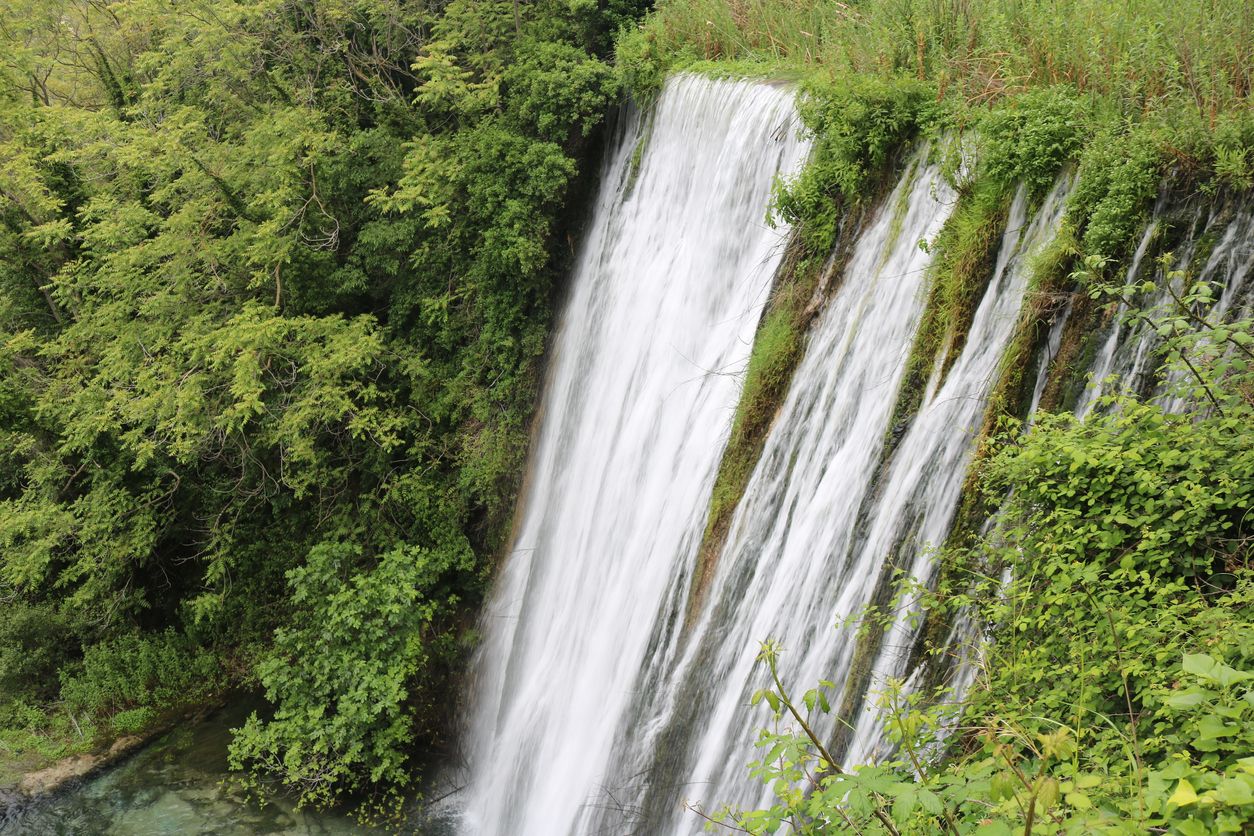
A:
108;735;144;759
17;754;100;796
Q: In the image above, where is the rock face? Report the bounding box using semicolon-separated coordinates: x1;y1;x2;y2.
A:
107;735;144;758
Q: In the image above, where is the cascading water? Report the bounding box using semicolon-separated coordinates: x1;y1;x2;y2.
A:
458;75;808;836
838;190;1254;771
1077;200;1254;417
841;177;1072;764
595;149;959;830
458;70;1254;836
615;175;1072;830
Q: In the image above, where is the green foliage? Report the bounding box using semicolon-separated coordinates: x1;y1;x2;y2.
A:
976;87;1089;200
1068;127;1163;260
0;0;638;802
60;631;223;722
109;707;157;736
624;0;1252;118
614;23;669;103
503;40;618;143
0;602;75;704
228;534;472;809
722;641;1253;834
772;75;933;248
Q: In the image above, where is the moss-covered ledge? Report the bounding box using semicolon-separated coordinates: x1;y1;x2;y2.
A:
680;71;936;624
684;182;902;624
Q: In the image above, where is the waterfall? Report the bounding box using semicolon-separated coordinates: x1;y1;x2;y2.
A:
616;173;1072;828
1078;200;1254;417
841;177;1072;764
457;70;1254;835
595;149;959;829
458;75;809;836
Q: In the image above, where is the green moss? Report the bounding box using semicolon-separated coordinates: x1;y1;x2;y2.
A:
685;73;929;621
702;302;799;543
881;157;920;263
886;178;1012;451
623;108;655;196
686;243;817;621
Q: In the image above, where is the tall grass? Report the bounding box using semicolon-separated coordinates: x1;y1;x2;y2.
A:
630;0;1252;116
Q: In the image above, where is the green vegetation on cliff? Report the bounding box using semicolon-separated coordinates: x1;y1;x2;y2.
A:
722;280;1254;833
637;0;1253;621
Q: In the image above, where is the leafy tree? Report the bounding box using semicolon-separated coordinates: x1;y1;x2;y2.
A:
0;0;643;804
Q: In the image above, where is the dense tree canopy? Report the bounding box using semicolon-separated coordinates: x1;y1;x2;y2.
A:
0;0;640;806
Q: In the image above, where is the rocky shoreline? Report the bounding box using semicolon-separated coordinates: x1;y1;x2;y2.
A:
0;702;221;823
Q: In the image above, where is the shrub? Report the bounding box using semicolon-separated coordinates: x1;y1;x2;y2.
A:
772;75;934;249
109;706;156;735
0;601;76;704
59;631;223;720
1068;126;1162;260
228;533;474;810
977;86;1089;200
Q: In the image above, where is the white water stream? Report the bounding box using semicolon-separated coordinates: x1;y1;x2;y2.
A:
622;149;960;826
458;74;808;836
626;176;1072;830
1079;201;1254;417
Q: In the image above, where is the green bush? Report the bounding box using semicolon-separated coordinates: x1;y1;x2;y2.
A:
772;75;934;248
1068;126;1163;260
0;602;76;704
228;532;473;810
503;39;618;143
614;22;669;102
59;631;223;720
977;86;1090;200
109;706;156;736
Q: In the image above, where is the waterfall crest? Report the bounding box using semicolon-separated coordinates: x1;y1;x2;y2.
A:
459;74;808;836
